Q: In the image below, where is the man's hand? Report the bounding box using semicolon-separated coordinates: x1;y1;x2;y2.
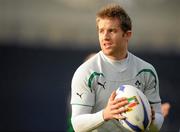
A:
103;91;128;121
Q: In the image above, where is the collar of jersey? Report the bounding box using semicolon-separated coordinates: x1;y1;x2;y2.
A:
100;51;130;72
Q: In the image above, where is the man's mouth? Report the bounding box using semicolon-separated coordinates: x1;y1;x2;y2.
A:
104;42;112;48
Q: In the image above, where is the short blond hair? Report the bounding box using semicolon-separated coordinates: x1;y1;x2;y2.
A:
96;4;132;32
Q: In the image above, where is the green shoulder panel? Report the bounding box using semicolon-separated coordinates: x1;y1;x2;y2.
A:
136;69;157;89
88;72;104;92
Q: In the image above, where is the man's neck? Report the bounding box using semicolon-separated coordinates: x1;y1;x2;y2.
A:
104;51;128;61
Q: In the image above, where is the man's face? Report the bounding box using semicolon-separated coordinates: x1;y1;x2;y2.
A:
97;17;131;60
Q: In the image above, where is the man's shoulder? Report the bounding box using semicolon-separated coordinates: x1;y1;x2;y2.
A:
81;52;100;68
129;52;155;69
73;52;101;76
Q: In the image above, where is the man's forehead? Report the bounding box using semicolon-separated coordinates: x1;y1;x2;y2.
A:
98;21;120;29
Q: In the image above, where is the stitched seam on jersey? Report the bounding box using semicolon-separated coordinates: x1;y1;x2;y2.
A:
136;69;157;90
88;72;104;92
71;103;93;107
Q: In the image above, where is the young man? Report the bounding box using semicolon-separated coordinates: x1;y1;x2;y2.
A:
70;4;164;132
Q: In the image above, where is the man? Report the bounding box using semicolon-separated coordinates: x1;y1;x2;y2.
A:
70;4;164;132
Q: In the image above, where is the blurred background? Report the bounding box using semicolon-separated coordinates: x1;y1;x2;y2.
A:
0;0;180;131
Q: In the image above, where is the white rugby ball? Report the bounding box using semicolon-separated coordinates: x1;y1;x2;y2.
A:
115;85;152;132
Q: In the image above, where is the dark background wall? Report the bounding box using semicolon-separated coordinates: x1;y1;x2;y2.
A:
0;44;180;132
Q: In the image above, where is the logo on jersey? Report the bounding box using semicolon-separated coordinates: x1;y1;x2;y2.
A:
88;72;104;92
97;81;106;89
135;80;141;88
76;92;84;99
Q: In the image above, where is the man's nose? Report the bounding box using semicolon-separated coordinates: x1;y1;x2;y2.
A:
103;31;110;40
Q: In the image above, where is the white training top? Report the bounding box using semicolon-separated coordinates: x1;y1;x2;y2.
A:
71;51;163;132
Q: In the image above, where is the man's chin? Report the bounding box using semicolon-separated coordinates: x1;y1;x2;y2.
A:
103;50;113;56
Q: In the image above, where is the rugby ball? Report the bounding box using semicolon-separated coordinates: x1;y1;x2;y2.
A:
115;85;152;132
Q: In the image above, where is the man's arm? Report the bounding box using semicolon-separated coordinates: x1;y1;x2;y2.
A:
148;103;164;132
71;91;128;132
143;66;164;131
71;105;104;132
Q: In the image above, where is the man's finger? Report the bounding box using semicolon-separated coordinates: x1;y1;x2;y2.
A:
109;91;116;101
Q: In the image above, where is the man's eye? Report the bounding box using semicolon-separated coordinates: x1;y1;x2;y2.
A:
109;29;113;32
109;29;116;33
99;30;103;33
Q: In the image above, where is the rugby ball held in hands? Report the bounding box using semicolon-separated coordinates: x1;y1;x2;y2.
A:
115;85;152;132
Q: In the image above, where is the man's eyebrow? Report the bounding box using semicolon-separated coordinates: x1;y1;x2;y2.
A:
109;26;120;30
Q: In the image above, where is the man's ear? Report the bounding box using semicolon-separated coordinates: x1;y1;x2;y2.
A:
125;31;132;39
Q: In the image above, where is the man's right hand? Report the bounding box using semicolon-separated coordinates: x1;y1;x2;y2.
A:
103;91;129;121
